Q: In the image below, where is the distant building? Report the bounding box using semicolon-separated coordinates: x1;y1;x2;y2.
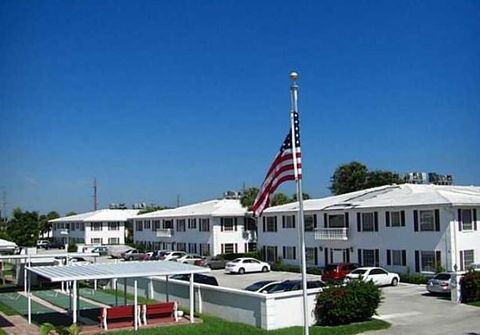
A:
50;209;139;246
404;172;453;185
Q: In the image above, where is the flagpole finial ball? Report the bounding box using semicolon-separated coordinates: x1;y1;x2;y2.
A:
290;71;299;81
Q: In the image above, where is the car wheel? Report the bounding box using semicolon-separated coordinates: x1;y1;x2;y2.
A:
129;256;133;261
391;278;399;286
238;268;245;274
262;266;269;272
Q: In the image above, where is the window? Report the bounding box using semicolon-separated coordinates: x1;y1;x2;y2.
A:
247;242;256;252
304;214;315;231
461;209;473;231
91;222;102;231
144;220;151;230
188;218;197;229
91;238;102;245
223;218;234;231
176;219;186;232
421;251;435;272
80;223;85;231
135;221;143;231
392;250;402;266
363;249;375;266
176;242;186;251
200;243;210;256
108;222;120;231
188;243;197;254
223;243;235;254
164;220;173;229
328;214;345;228
199;218;210;232
153;220;161;231
283;215;295;228
362;213;375;231
391;212;401;227
108;237;119;245
283;246;296;260
265;246;278;263
306;248;316;266
370;268;387;275
266;217;277;232
71;223;75;231
464;250;474;269
420;210;434;231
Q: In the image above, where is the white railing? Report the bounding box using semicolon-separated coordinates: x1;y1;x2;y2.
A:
314;227;349;240
156;228;173;238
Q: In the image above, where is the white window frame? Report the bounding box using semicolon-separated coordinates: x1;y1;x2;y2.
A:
144;220;151;230
188;218;197;229
392;250;402;266
284;246;296;260
284;215;295;228
420;210;435;231
176;219;186;232
390;211;401;227
363;249;375;266
223;218;234;231
306;247;316;266
464;249;474;269
328;214;345;228
266;217;276;232
199;218;210;232
421;251;435;272
461;209;473;231
108;237;120;245
91;222;102;231
223;243;234;254
108;222;120;231
362;213;375;231
91;238;102;245
304;214;315;231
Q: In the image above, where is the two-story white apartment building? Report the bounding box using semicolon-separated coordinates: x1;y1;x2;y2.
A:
132;199;256;256
50;209;139;246
259;184;479;274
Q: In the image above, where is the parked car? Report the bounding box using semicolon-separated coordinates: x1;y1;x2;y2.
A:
122;249;145;261
426;272;454;294
244;280;281;292
344;267;400;286
262;280;326;294
49;241;66;249
91;246;108;256
170;273;219;286
322;263;360;282
36;240;50;249
142;252;154;261
194;256;227;269
54;257;92;266
225;258;270;274
469;263;480;272
159;251;187;261
110;246;134;259
174;254;205;265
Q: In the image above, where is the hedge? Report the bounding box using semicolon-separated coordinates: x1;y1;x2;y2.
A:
460;271;480;303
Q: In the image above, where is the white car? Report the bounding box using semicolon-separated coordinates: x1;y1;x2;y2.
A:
159;251;187;261
225;258;271;274
174;254;205;265
345;267;400;286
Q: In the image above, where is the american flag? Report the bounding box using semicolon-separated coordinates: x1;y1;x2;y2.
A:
252;112;302;217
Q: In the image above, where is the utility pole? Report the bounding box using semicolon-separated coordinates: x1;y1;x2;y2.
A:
1;190;6;223
93;178;98;211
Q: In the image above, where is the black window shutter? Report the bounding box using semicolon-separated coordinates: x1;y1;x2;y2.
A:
401;211;406;226
346;249;350;263
415;250;420;272
313;214;317;228
293;215;296;229
358;249;362;265
357;212;361;232
324;247;329;265
293;246;296;260
221;218;224;232
314;247;318;265
234;218;238;231
385;211;390;227
413;210;418;232
435;251;441;269
324;213;328;228
283;246;286;259
402;250;407;266
282;216;285;229
474;209;477;231
274;216;278;232
434;210;440;231
234;243;238;253
458;209;462;232
386;250;391;266
262;217;265;232
374;212;379;232
262;246;266;261
460;251;464;271
345;213;349;228
221;244;224;254
375;249;379;266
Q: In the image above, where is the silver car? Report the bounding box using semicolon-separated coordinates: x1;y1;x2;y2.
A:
426;272;453;294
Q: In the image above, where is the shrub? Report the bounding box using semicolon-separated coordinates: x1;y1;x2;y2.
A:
399;274;430;285
460;271;480;303
67;242;77;253
315;280;382;326
271;259;324;275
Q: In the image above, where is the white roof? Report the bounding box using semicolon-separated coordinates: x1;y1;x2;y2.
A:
28;260;210;282
50;209;140;223
132;199;247;219
263;184;480;213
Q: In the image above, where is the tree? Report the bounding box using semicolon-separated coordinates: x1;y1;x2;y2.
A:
7;208;41;247
330;161;368;195
39;211;60;236
138;205;169;215
365;170;403;189
292;193;311;201
240;187;259;210
65;212;77;216
270;193;291;206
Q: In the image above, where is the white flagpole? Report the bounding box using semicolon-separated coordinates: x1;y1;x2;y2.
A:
289;71;309;335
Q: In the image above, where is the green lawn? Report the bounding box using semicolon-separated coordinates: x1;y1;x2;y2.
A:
468;301;480;307
101;315;390;335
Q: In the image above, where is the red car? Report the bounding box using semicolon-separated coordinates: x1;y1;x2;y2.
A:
322;263;360;282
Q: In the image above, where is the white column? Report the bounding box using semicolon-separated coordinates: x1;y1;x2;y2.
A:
189;273;194;323
94;279;97;291
72;280;77;324
134;280;138;330
149;278;154;299
27;268;31;324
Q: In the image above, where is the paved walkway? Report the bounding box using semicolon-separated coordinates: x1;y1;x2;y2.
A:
0;312;38;335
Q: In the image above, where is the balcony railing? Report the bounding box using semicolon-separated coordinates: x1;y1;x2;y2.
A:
156;229;174;238
314;228;349;240
242;230;257;241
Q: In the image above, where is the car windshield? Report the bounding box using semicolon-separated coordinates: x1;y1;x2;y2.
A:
231;259;241;263
434;273;451;280
351;269;367;275
245;281;273;291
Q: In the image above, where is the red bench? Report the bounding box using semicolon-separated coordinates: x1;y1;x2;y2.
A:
141;301;178;325
99;305;141;330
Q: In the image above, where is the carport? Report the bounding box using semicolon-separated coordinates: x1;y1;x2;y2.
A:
27;261;210;330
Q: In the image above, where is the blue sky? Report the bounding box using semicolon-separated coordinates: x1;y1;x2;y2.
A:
1;1;479;215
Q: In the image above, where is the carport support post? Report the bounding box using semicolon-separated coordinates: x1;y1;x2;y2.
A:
27;267;31;324
72;280;77;324
114;279;118;306
134;279;138;330
123;278;127;306
94;279;97;291
165;275;169;302
189;273;194;323
148;278;154;299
